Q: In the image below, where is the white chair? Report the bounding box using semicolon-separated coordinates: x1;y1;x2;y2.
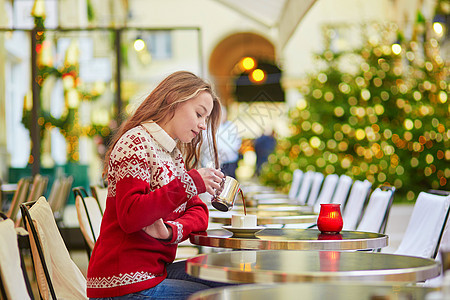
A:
305;172;324;207
288;169;304;200
47;178;61;211
73;187;103;258
394;191;450;259
91;185;108;213
342;180;372;231
331;174;353;208
313;174;339;213
26;174;49;203
20;197;87;299
356;186;395;234
434;190;450;255
6;178;31;222
424;190;450;287
48;176;73;220
296;171;315;205
0;217;33;299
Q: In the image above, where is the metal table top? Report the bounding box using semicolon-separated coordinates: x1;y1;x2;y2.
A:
254;198;300;205
209;210;317;225
186;250;440;284
0;183;18;207
190;228;388;250
208;204;312;213
188;282;440;300
235;204;313;213
0;183;18;193
242;196;299;207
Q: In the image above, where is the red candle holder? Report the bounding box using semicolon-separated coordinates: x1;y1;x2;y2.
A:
319;251;341;272
317;204;343;234
318;233;343;240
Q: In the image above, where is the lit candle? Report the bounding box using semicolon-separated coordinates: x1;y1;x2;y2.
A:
317;204;343;234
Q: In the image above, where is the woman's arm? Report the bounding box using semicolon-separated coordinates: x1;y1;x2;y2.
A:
116;175;197;234
142;218;172;240
112;132;206;234
161;195;209;244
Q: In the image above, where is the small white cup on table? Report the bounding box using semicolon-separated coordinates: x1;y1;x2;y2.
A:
231;214;257;228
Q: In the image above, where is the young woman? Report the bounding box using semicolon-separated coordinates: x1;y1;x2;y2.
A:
87;71;225;299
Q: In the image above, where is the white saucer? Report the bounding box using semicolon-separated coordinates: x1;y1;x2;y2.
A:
222;226;265;237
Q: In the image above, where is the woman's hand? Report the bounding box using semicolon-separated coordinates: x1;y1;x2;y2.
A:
197;168;225;195
142;218;172;240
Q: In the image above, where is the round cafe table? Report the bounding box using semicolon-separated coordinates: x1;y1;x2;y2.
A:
208;204;311;213
234;204;314;213
186;250;440;284
0;183;18;209
188;282;440;300
209;210;317;225
190;228;388;250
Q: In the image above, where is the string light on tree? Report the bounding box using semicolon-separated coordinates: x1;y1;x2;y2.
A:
260;20;449;200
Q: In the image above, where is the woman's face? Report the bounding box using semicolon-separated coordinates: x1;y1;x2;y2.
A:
162;91;214;143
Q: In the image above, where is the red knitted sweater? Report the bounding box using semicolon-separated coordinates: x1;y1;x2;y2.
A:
86;121;208;298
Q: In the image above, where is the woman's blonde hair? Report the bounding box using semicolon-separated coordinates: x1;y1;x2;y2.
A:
103;71;221;177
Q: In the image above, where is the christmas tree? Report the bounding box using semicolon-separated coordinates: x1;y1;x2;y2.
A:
261;18;449;201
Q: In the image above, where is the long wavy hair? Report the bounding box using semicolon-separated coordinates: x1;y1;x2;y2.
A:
103;71;221;178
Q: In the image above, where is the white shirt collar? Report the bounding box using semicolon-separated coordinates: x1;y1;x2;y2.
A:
141;121;177;152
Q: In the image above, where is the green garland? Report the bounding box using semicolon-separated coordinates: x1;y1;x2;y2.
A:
22;9;109;163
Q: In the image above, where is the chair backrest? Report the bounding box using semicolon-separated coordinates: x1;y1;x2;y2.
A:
342;179;372;230
47;178;62;211
27;174;49;203
356;186;396;234
331;174;353;208
6;178;31;221
0;218;34;299
48;176;73;217
295;170;315;205
20;197;87;300
394;191;450;259
313;174;339;213
305;172;324;207
90;185;107;213
73;187;103;252
288;169;303;200
433;191;450;257
73;187;103;259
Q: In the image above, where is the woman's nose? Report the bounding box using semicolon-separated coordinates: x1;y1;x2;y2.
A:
199;121;207;130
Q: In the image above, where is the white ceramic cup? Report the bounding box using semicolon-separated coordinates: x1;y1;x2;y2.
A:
231;214;257;228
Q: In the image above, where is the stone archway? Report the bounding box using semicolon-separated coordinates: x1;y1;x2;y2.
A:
209;32;276;106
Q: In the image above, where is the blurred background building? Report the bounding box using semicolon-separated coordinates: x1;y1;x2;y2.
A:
0;0;447;202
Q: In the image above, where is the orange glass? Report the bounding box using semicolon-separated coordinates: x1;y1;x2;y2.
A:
317;204;343;234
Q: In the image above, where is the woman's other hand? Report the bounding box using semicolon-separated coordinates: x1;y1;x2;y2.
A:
142;218;172;240
197;168;225;195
